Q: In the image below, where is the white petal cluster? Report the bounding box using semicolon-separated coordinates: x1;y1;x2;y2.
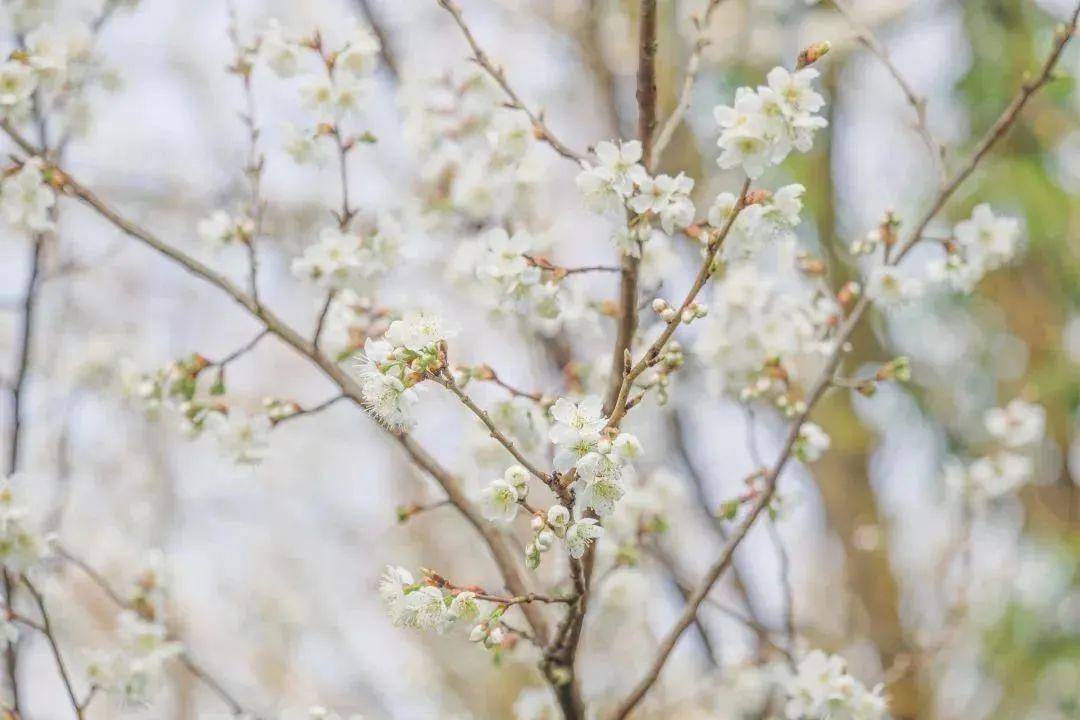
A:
1;159;55;233
85;611;183;708
480;465;530;523
450;228;564;333
783;650;888;720
0;60;37;117
865;264;924;308
549;396;641;517
706;183;805;261
196;209;253;250
205;410;271;466
715;67;827;178
930;204;1022;293
0;476;46;573
259;18;380;165
564;518;603;559
402;68;540;225
320;290;384;361
945;397;1046;500
378;566;480;634
794;422;831;463
695;264;839;413
291;217;403;291
575;139;695;255
355;311;457;430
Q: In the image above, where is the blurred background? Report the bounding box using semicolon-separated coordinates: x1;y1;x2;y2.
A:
1;0;1079;717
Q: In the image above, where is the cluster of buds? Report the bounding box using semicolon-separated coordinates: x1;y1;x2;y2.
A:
525;505;570;570
634;341;685;407
836;280;862;308
738;358;808;418
851;210;900;256
876;356;912;383
651;298;707;325
468;609;514;651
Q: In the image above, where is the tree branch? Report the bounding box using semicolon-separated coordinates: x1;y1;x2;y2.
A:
435;0;587;163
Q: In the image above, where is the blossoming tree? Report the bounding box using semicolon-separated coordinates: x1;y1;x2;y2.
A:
0;0;1078;718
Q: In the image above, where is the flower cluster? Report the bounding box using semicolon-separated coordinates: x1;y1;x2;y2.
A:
355;311;457;430
1;158;56;233
0;475;46;573
575;139;696;255
862;205;1023;308
783;650;888;720
449;228;565;334
479;465;531;523
945;397;1046;500
259;18;381;129
930;204;1022;293
705;183;805;262
695;264;839;413
402;68;541;225
378;566;480;634
196;209;254;250
85;610;183;707
291;217;404;292
550;396;642;516
714;66;828;179
126;354;271;466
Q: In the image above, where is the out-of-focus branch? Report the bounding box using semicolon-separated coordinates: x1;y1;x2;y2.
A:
650;0;731;167
22;577;85;719
227;4;264;305
353;0;399;79
435;0;588;164
827;0;946;185
0;120;553;650
56;548;257;718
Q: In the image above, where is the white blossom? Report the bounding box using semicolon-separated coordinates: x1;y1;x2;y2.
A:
206;410;271;466
627;172;695;235
865;264;923;307
714;68;826;178
968;451;1034;498
378;565;416;627
575;139;645;212
260;19;303;78
480;478;520;523
795;422;831;462
565;518;603;559
984;398;1045;448
0;60;37;116
783;650;887;720
1;159;55;232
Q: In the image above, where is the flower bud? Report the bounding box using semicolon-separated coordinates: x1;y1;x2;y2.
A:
547;504;570;530
469;624;487;643
796;41;831;70
530;514;545;532
536;528;555;551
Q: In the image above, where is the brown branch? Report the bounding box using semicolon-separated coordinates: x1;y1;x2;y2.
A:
272;393;348;425
22;577;84;719
606;177;752;429
650;0;730;167
435;0;587;163
0;121;552;650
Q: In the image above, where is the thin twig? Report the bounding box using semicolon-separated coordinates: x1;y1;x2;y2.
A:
312;289;336;351
353;0;399;79
272;393;348;426
210;328;269;368
436;0;587;163
22;577;84;719
433;368;555;488
829;0;946;186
